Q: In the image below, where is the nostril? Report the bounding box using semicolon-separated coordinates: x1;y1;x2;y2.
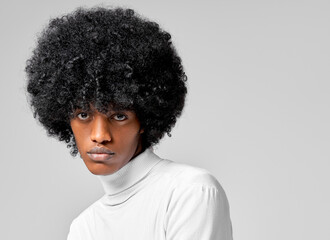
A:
90;131;111;143
90;126;111;143
89;112;112;143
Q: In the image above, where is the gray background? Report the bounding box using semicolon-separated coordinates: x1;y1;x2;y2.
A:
1;0;329;239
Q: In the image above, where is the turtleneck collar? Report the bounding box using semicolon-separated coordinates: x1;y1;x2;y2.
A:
97;148;163;205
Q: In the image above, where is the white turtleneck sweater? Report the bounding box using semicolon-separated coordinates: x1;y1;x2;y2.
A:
67;148;233;240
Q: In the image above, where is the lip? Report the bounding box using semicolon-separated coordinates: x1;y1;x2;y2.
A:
87;147;115;162
87;153;114;161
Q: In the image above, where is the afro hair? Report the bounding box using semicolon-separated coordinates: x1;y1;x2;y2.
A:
26;7;187;156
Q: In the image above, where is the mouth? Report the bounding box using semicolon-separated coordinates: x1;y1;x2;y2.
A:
87;153;115;161
87;147;115;162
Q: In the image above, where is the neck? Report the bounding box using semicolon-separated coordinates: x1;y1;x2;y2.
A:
97;148;162;196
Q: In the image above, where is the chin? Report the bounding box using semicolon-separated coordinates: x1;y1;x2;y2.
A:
86;163;117;176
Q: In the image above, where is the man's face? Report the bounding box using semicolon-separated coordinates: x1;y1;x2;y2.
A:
70;105;144;175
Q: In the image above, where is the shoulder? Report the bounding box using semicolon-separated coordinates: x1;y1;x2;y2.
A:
157;158;226;194
68;198;101;230
158;159;233;239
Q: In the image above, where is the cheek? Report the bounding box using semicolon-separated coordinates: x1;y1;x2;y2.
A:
70;123;87;149
113;126;141;144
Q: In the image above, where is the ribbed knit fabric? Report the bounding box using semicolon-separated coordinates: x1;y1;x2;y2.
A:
67;148;233;240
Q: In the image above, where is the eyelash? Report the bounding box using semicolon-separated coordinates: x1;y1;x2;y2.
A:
112;114;127;121
75;112;128;121
77;112;89;120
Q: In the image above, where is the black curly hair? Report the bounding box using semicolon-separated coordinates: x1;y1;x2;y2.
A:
26;7;187;156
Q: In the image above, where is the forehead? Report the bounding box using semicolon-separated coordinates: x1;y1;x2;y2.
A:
74;101;134;112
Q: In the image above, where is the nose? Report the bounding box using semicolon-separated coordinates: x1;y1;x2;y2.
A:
90;114;111;144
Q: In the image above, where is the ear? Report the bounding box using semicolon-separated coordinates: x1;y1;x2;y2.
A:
139;128;144;134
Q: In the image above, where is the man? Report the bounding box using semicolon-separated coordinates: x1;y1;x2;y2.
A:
26;7;232;239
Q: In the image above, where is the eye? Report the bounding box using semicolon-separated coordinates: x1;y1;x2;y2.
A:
77;112;90;120
112;113;127;121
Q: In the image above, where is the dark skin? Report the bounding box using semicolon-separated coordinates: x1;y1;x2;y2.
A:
70;105;144;175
